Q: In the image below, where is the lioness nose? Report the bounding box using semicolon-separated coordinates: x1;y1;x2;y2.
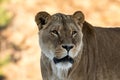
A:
62;44;74;52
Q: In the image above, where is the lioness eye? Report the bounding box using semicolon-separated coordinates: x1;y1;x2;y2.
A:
51;30;59;36
72;31;77;37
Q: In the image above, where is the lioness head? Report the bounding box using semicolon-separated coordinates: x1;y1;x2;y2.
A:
35;11;84;69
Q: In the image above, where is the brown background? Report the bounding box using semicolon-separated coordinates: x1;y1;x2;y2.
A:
0;0;120;80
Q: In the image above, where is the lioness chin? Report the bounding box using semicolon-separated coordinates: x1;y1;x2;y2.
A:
35;11;120;80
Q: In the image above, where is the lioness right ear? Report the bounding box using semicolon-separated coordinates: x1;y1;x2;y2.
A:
35;11;51;30
73;11;85;24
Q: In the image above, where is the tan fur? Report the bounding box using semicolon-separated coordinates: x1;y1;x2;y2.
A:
35;11;120;80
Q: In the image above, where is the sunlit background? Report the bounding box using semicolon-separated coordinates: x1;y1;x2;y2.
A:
0;0;120;80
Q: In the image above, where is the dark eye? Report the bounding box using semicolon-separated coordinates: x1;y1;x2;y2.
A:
72;31;77;36
50;30;59;36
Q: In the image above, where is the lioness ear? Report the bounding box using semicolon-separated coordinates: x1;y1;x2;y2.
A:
73;11;85;24
35;11;51;30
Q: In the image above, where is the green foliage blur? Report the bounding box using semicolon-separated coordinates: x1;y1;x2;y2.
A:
0;55;11;67
0;54;10;80
0;0;13;30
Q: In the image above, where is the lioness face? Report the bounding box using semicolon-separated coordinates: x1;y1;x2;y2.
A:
35;11;84;69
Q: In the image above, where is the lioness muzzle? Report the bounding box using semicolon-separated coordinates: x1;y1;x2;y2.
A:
53;55;74;64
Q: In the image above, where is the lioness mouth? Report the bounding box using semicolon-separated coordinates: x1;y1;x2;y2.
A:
53;55;74;64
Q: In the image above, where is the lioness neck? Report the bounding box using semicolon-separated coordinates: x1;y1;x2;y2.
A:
51;61;69;80
41;52;85;80
40;53;71;80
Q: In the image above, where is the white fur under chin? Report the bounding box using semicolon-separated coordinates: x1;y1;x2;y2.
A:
52;62;72;79
55;62;72;70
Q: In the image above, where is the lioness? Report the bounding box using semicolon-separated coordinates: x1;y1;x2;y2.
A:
35;11;120;80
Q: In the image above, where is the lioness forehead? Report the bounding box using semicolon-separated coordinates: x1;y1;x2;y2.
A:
52;13;73;22
51;13;74;24
47;13;79;30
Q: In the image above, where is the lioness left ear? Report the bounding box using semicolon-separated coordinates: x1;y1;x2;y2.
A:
73;11;85;24
35;11;51;30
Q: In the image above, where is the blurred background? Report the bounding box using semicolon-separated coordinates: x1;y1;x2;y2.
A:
0;0;120;80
